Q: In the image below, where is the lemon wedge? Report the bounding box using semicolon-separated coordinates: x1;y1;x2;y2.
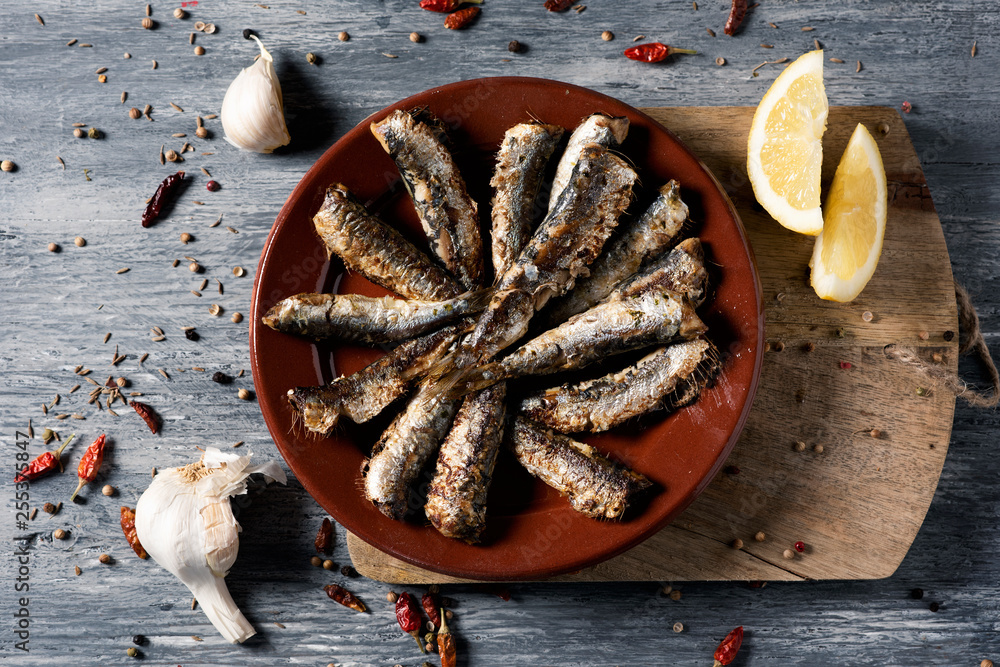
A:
809;123;887;302
747;50;828;235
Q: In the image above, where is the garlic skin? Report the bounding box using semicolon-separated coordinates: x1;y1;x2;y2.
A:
135;448;286;643
221;36;291;153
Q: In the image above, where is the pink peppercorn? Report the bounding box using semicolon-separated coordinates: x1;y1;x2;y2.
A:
206;180;220;192
901;101;912;113
794;541;805;553
839;361;852;370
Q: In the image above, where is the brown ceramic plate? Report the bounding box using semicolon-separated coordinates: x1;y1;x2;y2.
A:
250;77;763;581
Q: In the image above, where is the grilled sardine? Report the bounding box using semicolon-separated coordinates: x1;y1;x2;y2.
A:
467;286;706;388
371;109;484;289
262;289;490;344
546;180;689;323
362;381;460;520
547;113;630;213
425;383;507;543
609;237;709;307
509;417;651;520
518;338;713;433
313;183;462;301
490;122;565;278
287;322;466;434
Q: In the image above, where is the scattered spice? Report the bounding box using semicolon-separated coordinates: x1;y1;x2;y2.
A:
310;555;323;567
901;100;912;113
706;28;716;37
324;584;367;612
67;38;78;46
971;40;977;58
206;180;220;191
396;592;426;653
35;13;44;25
669;590;682;600
73;128;85;139
673;622;684;633
322;559;335;570
74;566;82;576
99;554;112;564
48;242;59;253
794;540;805;552
754;531;766;542
862;310;874;322
15;434;75;483
121;506;149;558
716;56;726;66
102;484;115;496
210;303;223;317
57;156;65;170
632;35;645;42
508;40;521;53
71;433;107;501
856;60;862;73
387;591;399;603
237;388;252;401
142;17;154;29
911;587;924;599
839;361;852;369
231;312;244;323
943;330;955;341
189;262;202;272
444;6;480;29
116;267;130;274
601;30;614;41
713;626;743;666
543;0;574;9
829;57;845;63
813;444;825;453
730;538;743;549
88;127;101;139
724;0;748;35
142;171;186;228
54;528;68;540
233;266;246;277
338;31;349;41
315;518;333;554
132;401;161;434
624;43;697;63
1;160;14;172
928;601;940;612
750;58;789;76
422;592;442;628
212;372;232;384
44;502;57;514
761;43;773;48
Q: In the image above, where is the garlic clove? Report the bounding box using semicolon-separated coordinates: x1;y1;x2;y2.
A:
221;36;291;153
135;448;286;643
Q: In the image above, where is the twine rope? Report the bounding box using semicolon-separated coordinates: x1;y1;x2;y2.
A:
883;281;1000;408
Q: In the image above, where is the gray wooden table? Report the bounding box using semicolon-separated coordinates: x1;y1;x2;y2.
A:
2;1;998;664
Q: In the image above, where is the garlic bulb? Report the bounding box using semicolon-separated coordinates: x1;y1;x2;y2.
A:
221;36;291;153
135;447;286;643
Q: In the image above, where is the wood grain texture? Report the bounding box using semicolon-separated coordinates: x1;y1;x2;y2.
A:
349;106;959;584
2;0;999;665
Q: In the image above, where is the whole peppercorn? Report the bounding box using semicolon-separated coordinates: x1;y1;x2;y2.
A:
341;565;357;578
783;549;795;559
237;388;252;400
754;531;766;542
1;160;15;172
730;538;743;549
206;180;220;192
132;635;145;645
243;29;256;40
73;128;85;138
928;601;940;612
911;588;924;599
508;40;521;53
195;126;209;139
669;590;682;601
184;328;200;341
44;502;57;514
212;371;232;384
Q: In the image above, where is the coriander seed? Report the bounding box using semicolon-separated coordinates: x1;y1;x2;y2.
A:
754;531;766;542
237;388;251;400
73;128;85;138
322;559;335;570
129;106;142;119
196;126;208;138
1;160;14;172
204;23;216;33
338;31;349;41
195;21;207;31
241;28;254;39
410;32;423;43
731;538;743;549
209;303;222;316
233;266;245;277
54;528;68;539
306;52;318;64
673;622;683;633
814;444;825;453
783;549;795;559
231;312;244;323
180;232;192;244
862;310;874;322
102;484;115;496
142;17;154;29
716;56;726;66
194;46;205;56
601;30;614;41
387;591;398;603
174;7;186;18
99;553;112;564
48;242;59;252
669;590;682;601
794;440;806;452
310;556;323;567
189;262;201;272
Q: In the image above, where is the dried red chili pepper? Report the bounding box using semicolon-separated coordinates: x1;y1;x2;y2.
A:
724;0;748;36
437;607;456;667
323;584;367;612
420;0;481;12
713;626;744;666
443;6;479;29
543;0;574;10
131;401;161;434
421;592;441;628
71;433;106;500
624;43;697;63
14;434;75;483
315;517;333;554
120;506;149;559
395;592;426;653
141;171;186;228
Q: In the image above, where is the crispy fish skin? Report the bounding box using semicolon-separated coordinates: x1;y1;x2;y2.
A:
518;338;713;433
459;144;638;366
262;289;490;344
490;122;565;278
608;237;709;307
546;180;690;323
508;417;651;520
287;322;466;434
425;383;507;542
313;183;462;301
362;381;459;520
471;286;706;386
547;113;629;213
371;110;484;289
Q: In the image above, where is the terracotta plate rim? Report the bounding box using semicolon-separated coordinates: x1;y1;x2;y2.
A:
250;76;764;581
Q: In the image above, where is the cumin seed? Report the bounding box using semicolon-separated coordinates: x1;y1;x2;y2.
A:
145;4;151;16
761;43;774;48
35;13;44;25
856;60;862;72
72;414;85;420
152;326;164;336
192;200;204;205
108;408;119;417
632;35;645;42
85;376;98;385
151;335;165;342
80;368;92;376
191;290;202;297
79;43;92;47
706;28;715;37
170;102;184;112
121;91;127;104
226;226;238;234
57;156;65;170
192;366;205;371
217;279;223;295
139;353;148;363
201;167;211;177
159;145;165;165
55;414;68;420
69;384;80;394
130;392;142;396
116;267;129;274
209;216;222;228
158;368;169;379
172;133;187;138
67;38;78;46
829;57;844;63
152;59;158;70
199;278;208;291
801;26;815;31
972;40;977;58
237;369;244;378
233;441;245;448
769;22;778;28
382;52;398;59
104;332;112;343
204;114;217;119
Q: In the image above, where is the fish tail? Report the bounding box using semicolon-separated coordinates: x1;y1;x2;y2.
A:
678;300;709;338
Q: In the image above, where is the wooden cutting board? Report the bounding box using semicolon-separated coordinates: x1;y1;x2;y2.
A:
347;106;958;583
